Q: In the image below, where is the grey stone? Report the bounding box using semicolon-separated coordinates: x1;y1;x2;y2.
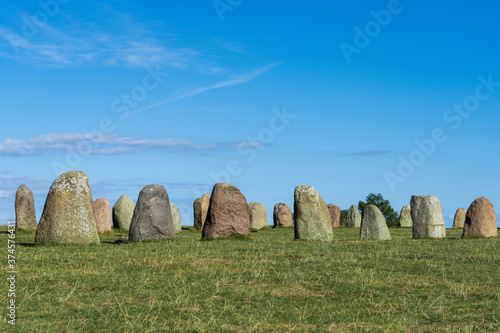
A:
410;195;446;239
35;171;99;245
360;205;391;240
129;185;175;242
293;185;332;241
193;193;210;230
170;202;182;233
452;207;466;229
398;205;413;227
112;194;135;231
345;205;361;228
248;202;267;229
15;184;37;230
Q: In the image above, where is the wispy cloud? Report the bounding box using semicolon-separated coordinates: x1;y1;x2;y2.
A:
136;62;281;112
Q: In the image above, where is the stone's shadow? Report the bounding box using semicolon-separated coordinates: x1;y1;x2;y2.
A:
18;243;35;247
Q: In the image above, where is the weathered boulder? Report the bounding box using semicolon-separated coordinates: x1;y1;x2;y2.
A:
452;207;466;229
345;205;361;228
93;198;111;234
129;185;175;242
398;205;413;228
462;197;497;238
410;195;446;238
293;185;332;241
170;202;182;233
327;204;340;228
193;193;210;230
112;194;135;231
15;184;37;230
248;202;267;229
360;205;391;240
35;171;99;245
202;183;250;239
273;203;293;227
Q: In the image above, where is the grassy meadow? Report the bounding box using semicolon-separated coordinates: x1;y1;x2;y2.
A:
1;226;499;332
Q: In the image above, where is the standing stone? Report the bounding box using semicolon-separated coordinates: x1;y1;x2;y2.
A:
410;195;446;239
294;185;333;241
93;198;111;234
360;205;391;240
112;194;135;231
327;204;340;228
248;202;267;229
202;183;250;239
345;205;361;228
452;207;466;229
35;171;99;245
462;197;497;238
398;205;413;228
170;202;182;233
193;193;210;230
273;203;293;227
15;184;37;230
129;185;175;242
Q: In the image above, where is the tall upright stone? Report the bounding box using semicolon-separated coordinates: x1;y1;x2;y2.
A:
398;205;413;228
93;198;112;234
112;194;135;231
360;205;391;240
273;203;293;227
35;171;99;245
345;205;361;228
15;184;37;230
294;185;332;241
193;193;210;230
327;204;340;228
452;207;466;229
410;195;446;239
202;183;250;239
462;197;497;238
248;202;267;230
129;185;175;242
170;202;182;233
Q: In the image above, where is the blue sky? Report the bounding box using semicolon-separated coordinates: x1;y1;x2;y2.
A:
0;0;499;228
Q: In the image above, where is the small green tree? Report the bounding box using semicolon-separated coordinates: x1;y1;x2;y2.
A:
339;209;349;226
358;193;398;227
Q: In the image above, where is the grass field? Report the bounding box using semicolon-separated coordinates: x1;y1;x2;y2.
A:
1;226;499;332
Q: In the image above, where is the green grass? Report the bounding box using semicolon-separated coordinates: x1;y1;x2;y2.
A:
1;226;499;332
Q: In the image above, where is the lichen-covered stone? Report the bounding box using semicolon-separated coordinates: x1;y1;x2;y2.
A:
410;195;446;239
273;203;293;227
129;185;175;242
294;185;332;241
35;171;99;245
360;205;391;240
93;198;111;234
327;204;340;228
15;184;37;230
462;197;497;238
170;202;182;233
112;194;135;231
345;205;361;228
398;205;413;227
248;202;267;229
452;207;466;229
202;183;250;239
193;193;210;230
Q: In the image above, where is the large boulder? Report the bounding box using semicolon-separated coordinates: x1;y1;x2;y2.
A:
360;205;391;240
452;207;466;229
193;193;210;230
398;205;413;227
293;185;332;241
248;202;267;229
129;185;175;242
112;194;135;231
35;171;99;245
327;204;340;228
273;203;293;227
93;198;112;234
170;202;182;233
202;183;250;239
15;184;37;230
462;197;497;238
345;205;361;228
410;195;446;239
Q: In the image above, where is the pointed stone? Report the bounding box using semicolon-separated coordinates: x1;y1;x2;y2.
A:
344;205;361;228
360;205;391;240
294;185;332;241
170;202;182;233
398;205;413;227
462;197;497;238
410;195;446;239
193;193;210;230
15;184;37;230
112;194;135;231
452;207;466;229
